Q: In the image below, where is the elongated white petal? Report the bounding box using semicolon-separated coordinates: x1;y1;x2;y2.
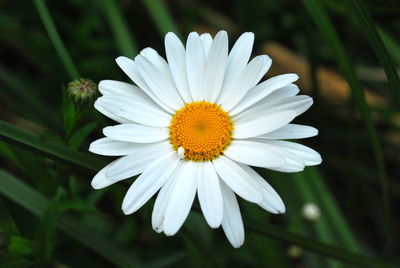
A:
230;74;299;116
136;55;183;110
106;142;171;181
89;137;155;156
220;181;244;248
265;83;300;101
203;31;228;102
256;124;318;140
233;110;297;139
224;140;286;168
163;161;198;236
98;80;144;98
212;156;263;203
165;32;192;102
122;152;180;214
91;159;120;189
94;100;131;124
96;95;172;127
200;33;213;56
152;162;183;233
197;162;223;228
115;56;174;113
186;32;205;101
231;139;306;173
238;164;285;214
260;140;322;166
219;32;254;102
220;55;272;111
103;124;168;143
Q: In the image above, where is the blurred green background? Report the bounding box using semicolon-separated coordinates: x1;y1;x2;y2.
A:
0;0;399;267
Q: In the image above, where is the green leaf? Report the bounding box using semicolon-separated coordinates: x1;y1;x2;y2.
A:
7;236;37;256
346;0;400;105
141;0;181;37
0;120;107;171
0;196;20;236
68;122;98;150
0;254;35;268
0;169;142;268
33;0;79;80
302;0;390;251
36;189;63;264
101;0;138;58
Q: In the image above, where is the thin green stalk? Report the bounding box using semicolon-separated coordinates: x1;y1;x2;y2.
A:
101;0;138;58
141;0;181;37
302;0;390;251
347;0;400;105
33;0;79;80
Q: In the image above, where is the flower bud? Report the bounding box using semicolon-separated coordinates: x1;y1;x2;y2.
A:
67;78;97;103
301;203;321;221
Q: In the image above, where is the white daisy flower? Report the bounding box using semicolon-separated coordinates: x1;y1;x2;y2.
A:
89;30;322;248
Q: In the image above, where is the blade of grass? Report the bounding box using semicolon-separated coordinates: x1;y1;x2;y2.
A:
33;0;79;80
0;169;142;268
0;196;20;236
377;27;400;65
302;0;390;251
101;0;138;58
141;0;181;37
1;121;398;266
347;0;400;105
36;190;63;265
0;120;107;171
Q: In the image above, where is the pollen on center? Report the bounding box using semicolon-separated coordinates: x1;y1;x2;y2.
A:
169;101;234;161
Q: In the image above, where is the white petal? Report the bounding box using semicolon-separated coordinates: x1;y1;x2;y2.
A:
219;32;254;102
200;33;213;56
122;152;180;214
165;32;192;103
163;161;198;236
212;156;263;203
233;110;297;139
265;84;300;101
203;31;228;102
231;139;306;173
94;100;130;124
115;56;174;113
98;80;143;98
186;32;206;101
135;55;184;110
230;74;299;116
224;140;286;168
103;124;169;143
256;124;318;140
91;159;120;189
152;162;183;233
260;140;322;166
219;55;272;111
197;162;223;228
89;137;153;156
220;181;244;248
96;95;172;127
234;96;312;124
238;164;285;214
106;142;171;181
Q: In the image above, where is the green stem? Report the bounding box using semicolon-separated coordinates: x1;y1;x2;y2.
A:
33;0;79;80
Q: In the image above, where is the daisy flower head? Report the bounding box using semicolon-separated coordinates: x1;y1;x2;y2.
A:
89;30;322;248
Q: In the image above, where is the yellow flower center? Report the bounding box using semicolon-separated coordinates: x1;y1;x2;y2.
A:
169;101;234;161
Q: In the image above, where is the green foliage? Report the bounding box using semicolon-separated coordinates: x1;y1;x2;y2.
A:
0;0;399;267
